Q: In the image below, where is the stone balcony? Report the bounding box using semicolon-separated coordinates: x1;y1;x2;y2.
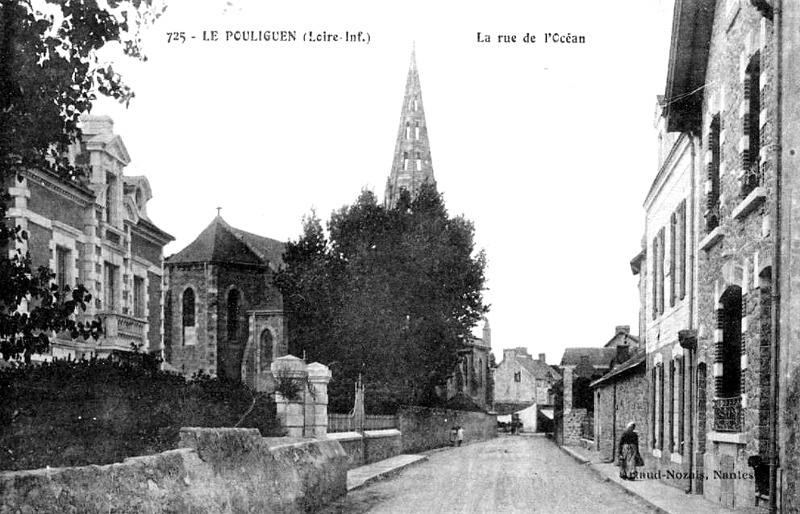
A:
96;311;147;353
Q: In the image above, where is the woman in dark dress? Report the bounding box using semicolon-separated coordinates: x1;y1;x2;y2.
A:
618;421;641;480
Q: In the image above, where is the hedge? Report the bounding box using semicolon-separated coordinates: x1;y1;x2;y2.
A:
0;356;281;471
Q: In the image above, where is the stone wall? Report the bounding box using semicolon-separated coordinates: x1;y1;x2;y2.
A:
398;406;496;453
327;429;412;469
562;408;588;446
327;432;365;468
0;428;348;513
694;4;775;509
364;429;402;463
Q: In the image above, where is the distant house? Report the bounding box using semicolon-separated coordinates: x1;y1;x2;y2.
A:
555;326;640;445
494;348;561;411
493;348;560;432
163;215;287;390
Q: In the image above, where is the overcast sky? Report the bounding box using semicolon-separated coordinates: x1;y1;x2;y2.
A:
93;0;675;364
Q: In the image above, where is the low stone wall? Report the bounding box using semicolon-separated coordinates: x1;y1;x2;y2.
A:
0;428;348;513
327;429;403;469
398;406;496;453
364;429;402;463
327;431;365;468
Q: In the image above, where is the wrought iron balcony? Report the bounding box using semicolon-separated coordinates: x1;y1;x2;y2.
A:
713;397;743;432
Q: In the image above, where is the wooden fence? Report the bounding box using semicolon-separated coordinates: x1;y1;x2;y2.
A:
327;413;399;433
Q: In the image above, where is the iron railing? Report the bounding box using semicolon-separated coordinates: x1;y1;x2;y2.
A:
713;397;743;432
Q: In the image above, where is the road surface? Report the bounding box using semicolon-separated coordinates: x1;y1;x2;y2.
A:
318;435;656;514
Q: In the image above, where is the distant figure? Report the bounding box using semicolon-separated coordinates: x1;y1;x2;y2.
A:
450;425;458;447
618;421;642;480
456;426;464;447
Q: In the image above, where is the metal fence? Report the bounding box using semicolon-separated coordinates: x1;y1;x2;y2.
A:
327;413;399;433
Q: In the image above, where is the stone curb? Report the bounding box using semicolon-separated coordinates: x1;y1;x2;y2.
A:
347;455;428;492
556;444;669;514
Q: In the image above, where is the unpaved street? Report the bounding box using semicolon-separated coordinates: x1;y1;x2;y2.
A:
318;435;656;514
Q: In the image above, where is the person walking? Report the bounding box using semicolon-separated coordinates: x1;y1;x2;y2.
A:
456;426;464;447
618;421;642;480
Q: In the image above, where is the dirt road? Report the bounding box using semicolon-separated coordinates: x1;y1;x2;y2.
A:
318;435;656;514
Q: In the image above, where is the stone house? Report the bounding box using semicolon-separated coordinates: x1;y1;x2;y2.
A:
493;348;560;433
555;344;618;446
6;115;173;359
493;348;560;411
637;94;701;495
163;215;287;390
590;351;647;463
648;0;800;510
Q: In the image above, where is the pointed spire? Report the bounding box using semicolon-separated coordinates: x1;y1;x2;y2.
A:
384;45;436;208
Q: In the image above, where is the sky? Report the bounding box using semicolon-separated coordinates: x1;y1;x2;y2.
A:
92;0;676;365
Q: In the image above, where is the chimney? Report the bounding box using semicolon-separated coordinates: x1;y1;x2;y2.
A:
538;353;546;363
503;349;516;363
616;345;630;364
515;347;529;357
80;115;114;136
615;325;631;335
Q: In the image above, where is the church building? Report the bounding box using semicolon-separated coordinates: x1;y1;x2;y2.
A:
163;216;287;390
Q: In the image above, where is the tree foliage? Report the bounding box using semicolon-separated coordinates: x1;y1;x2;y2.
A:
276;185;488;413
0;0;164;360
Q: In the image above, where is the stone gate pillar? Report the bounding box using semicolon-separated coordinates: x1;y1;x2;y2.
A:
306;362;332;438
271;355;307;437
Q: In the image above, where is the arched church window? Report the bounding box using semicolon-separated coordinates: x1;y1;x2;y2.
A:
403;152;409;171
405;121;411;139
182;288;195;327
260;329;274;372
416;152;422;171
227;289;240;342
415;121;420;140
182;288;196;346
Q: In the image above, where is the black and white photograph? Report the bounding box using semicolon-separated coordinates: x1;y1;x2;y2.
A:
1;0;799;512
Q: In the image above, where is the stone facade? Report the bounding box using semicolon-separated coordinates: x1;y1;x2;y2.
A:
444;319;494;409
494;348;560;409
639;97;701;495
164;216;287;386
5;115;173;359
644;1;800;509
591;355;648;464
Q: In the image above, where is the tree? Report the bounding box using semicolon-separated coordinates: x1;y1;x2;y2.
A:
0;0;164;361
277;184;488;412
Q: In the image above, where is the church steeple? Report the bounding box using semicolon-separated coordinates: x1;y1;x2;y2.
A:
384;46;436;208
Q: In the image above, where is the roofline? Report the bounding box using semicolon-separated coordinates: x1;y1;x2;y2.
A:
590;354;646;388
663;0;715;133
